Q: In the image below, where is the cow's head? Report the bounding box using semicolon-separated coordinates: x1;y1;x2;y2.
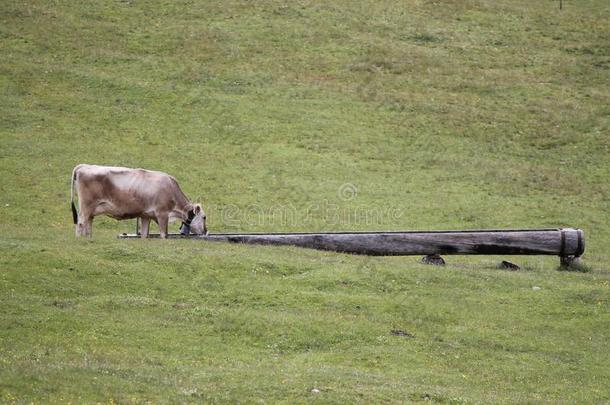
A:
187;203;208;235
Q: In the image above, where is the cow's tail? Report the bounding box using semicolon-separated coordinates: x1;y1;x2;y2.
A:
70;166;79;224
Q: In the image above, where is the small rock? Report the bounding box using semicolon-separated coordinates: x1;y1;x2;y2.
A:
181;388;198;396
500;260;520;270
421;254;445;266
391;329;415;338
532;286;541;291
560;255;581;267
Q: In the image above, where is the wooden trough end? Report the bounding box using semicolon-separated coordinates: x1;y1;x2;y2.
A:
118;228;585;264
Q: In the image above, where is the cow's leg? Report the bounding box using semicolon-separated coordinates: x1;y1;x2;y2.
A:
76;208;93;238
157;213;169;239
140;217;150;238
75;217;84;237
82;214;94;238
75;199;87;237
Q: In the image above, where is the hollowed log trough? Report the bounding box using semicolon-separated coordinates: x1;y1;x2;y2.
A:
119;228;584;265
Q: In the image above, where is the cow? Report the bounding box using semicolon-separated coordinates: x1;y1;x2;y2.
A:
70;164;207;238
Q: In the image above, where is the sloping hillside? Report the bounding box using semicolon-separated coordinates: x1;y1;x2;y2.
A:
1;0;609;402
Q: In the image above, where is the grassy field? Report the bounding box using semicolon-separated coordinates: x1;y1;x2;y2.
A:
1;0;609;402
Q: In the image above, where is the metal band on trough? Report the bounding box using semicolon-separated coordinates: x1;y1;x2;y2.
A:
118;228;585;257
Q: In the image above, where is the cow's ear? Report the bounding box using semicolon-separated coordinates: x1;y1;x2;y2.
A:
193;204;202;214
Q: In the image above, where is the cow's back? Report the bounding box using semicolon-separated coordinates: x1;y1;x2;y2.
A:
75;164;178;219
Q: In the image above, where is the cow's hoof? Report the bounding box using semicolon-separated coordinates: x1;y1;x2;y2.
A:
422;254;445;266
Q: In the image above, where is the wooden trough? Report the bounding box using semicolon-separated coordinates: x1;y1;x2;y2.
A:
118;228;585;265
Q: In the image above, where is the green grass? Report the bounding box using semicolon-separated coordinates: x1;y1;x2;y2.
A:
1;0;609;402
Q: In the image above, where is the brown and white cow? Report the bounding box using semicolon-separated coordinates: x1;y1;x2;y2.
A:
70;164;207;238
